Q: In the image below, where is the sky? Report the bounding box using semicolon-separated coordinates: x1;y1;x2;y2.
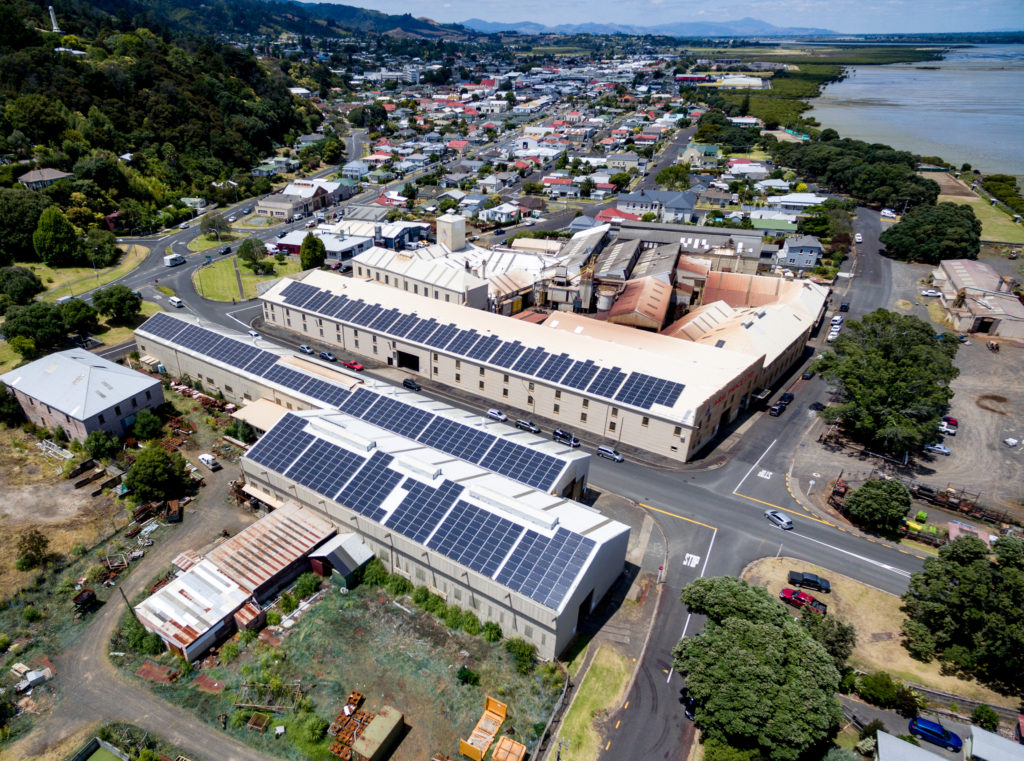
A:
318;0;1024;33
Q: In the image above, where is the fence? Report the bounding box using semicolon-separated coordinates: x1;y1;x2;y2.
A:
537;669;572;761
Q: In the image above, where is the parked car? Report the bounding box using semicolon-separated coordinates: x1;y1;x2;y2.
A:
826;330;840;343
247;330;260;339
956;333;969;343
596;445;624;462
801;369;816;380
493;228;505;235
908;717;962;752
318;351;336;362
768;403;786;417
779;587;814;609
788;571;831;594
854;233;863;243
779;392;794;405
942;415;959;427
219;246;232;255
921;289;942;297
839;301;850;312
938;421;957;436
830;315;844;327
242;207;252;215
341;360;364;371
924;443;951;456
514;419;540;433
298;345;313;354
179;222;189;229
486;408;508;422
552;429;580;448
403;378;421;391
765;509;793;530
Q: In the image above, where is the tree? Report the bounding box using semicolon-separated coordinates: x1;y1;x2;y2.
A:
578;178;595;198
83;227;121;268
58;298;99;335
971;704;999;732
681;577;789;626
200;213;231;239
2;301;66;354
0;382;24;426
123;443;189;502
799;608;857;672
655;164;690;190
16;528;50;569
900;535;1024;697
0;266;44;313
813;309;958;455
92;285;142;325
641;212;657;222
131;408;164;440
609;172;632;192
299;233;327;270
237;238;270;274
0;188;53;265
84;430;121;460
879;202;981;264
843;479;912;537
32;207;81;267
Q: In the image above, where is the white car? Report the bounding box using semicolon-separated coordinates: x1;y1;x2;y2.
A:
921;289;942;298
924;443;951;456
827;330;840;342
227;216;237;223
854;233;863;243
486;408;508;422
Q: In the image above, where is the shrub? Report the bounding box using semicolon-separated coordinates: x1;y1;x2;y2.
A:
279;592;297;614
266;610;282;626
893;685;920;718
299;712;329;743
839;669;857;694
412;586;430;606
859;718;886;741
176;657;193;678
0;633;9;652
898;734;921;746
443;605;463;630
539;661;563;691
971;704;1000;732
231;709;253;729
384;573;412;597
456;666;480;686
703;738;762;761
424;593;446;615
70;543;86;556
857;671;899;708
293;572;322;600
240;628;258;644
22;605;42;622
505;637;537;674
362;558;387;587
461;611;481;636
86;563;107;583
220;642;239;663
482;621;502;643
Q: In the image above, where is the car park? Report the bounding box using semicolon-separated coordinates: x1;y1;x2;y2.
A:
486;409;508;422
596;445;624;462
787;571;831;593
341;360;364;371
298;345;313;354
768;403;786;416
514;419;540;433
908;717;962;752
921;289;942;297
402;378;421;391
765;509;793;530
552;429;580;447
924;443;951;456
318;351;336;362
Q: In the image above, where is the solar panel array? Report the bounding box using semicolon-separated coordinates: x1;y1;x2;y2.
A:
274;287;686;411
243;413;599;611
137;313;571;492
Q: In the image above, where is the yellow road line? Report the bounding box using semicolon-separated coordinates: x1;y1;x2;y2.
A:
731;491;834;527
638;503;717;530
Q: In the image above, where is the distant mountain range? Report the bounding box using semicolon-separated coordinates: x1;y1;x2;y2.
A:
460;17;834;37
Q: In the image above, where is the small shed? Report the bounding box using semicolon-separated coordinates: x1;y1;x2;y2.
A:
352;705;404;761
309;533;373;587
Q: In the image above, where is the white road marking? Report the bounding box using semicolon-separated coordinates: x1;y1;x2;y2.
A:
758;469;773;480
683;553;700;568
734;440;776;493
669;528;717;683
794;532;912;578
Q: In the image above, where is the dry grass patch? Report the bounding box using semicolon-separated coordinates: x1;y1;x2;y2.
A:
742;556;1014;707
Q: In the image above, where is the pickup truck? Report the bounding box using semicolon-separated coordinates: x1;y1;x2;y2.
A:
787;571;831;594
780;588;828;615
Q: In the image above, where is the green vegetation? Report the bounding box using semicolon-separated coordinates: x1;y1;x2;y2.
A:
971;704;1000;732
844;480;913;538
900;535;1024;698
654;164;690;190
854;671;919;716
15;528;50;571
672;577;843;761
92;285;143;325
557;646;630;761
880;202;982;262
814;309;958;455
937;194;1024;244
980;174;1024;216
122;443;190;501
299;232;327;270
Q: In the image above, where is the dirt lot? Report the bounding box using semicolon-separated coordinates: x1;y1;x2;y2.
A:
923;171;978;198
0;428;125;598
742;557;1014;707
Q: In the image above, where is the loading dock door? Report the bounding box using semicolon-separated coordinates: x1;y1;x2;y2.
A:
396;351;420;372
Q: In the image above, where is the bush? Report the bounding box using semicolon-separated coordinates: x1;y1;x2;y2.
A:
482;621;502;643
240;628;258;644
443;605;463;630
384;573;412;597
461;611;481;636
971;704;1000;732
456;666;480;686
412;586;430;605
70;543;86;556
505;637;537;674
176;656;193;679
120;615;165;655
702;738;762;761
362;558;387;587
231;709;254;729
22;605;42;622
298;712;329;743
279;592;297;614
266;610;282;626
0;633;9;652
292;572;322;600
220;641;239;663
893;685;920;718
898;734;921;746
86;563;107;583
839;669;857;694
423;593;446;615
859;718;886;741
857;671;900;708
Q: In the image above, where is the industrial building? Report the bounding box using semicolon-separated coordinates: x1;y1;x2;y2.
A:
0;349;164;440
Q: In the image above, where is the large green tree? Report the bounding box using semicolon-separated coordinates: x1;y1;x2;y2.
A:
0;188;53;265
814;309;958;454
131;408;164;440
2;301;66;354
880;202;982;263
238;238;270;274
123;444;189;502
0;265;44;314
843;479;912;538
798;608;858;672
92;285;142;325
32;207;81;267
672;577;842;761
900;535;1024;697
58;298;99;335
655;164;690;190
299;233;327;270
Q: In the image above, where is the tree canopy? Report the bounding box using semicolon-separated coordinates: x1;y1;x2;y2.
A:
32;207;81;267
123;444;189;502
58;298;99;335
814;309;958;455
2;301;67;356
655;164;690;191
844;479;912;538
299;233;327;270
92;285;143;325
879;202;982;263
900;535;1024;697
0;265;44;315
673;577;842;760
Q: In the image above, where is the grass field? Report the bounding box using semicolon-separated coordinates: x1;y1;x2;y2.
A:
743;557;1015;707
186;234;239;253
22;244;149;302
193;256;305;301
938;195;1024;244
557;646;631;761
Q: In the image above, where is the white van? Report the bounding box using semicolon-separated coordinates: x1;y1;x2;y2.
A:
830;315;843;327
168;296;184;308
198;453;221;471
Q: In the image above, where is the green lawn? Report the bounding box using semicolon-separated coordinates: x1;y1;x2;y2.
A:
939;195;1024;244
558;646;631;761
726;148;770;162
240;259;305;299
187;233;239;252
193;256;306;301
23;244;149;302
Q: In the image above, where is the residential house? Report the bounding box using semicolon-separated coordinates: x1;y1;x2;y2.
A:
478;174;506;194
618;189;698;223
478;202;521;225
341;160;370;180
777;235;824;270
606;152;646;173
765;193;829;213
18;168;74;190
679;143;720;170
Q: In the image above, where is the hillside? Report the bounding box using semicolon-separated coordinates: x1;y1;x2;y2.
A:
461;17;833;37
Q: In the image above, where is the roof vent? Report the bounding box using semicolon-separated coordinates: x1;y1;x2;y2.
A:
469;485;558;531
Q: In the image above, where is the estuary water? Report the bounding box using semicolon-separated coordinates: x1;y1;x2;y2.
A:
807;44;1024;175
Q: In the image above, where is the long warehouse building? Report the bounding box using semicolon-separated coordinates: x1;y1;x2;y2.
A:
259;271;764;462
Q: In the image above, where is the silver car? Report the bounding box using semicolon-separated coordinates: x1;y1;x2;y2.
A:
765;509;794;530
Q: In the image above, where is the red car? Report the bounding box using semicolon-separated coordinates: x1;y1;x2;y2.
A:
779;588;827;614
341;360;364;371
942;416;958;427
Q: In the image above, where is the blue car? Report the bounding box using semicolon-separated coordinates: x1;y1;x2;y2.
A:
908;717;962;752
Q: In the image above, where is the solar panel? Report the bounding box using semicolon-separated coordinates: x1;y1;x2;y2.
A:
284;437;365;500
406;318;440;344
370;308;402;332
280;281;319;308
245;352;280;377
535;353;573;383
337;451;401;522
511;347;548;375
428;501;523;577
361;396;436;440
615;373;685;409
245;414;315;473
214;339;261;371
446;329;480;355
497;528;596;608
417;418;494;463
138;312;187;341
336;298;366;322
385;480;464;543
341;388;378;417
303;290;333;315
587;366;628;399
489;340;525;369
321;295;349;318
423;323;458;350
349;303;382;326
479;438;565;491
561;360;599;391
653;378;685;407
466;334;502;362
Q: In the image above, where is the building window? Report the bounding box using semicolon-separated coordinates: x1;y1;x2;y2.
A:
225;385;233;393
502;388;508;398
609;421;616;431
455;373;461;383
528;382;534;391
582;399;588;409
433;353;438;361
479;367;485;377
434;290;439;299
580;412;587;423
455;360;461;370
674;425;682;436
554;390;561;400
320;329;324;337
642;416;650;427
243;393;252;401
433;366;438;375
611;407;619;418
115;406;121;415
376;272;381;281
553;403;560;414
98;414;105;424
479;381;485;390
445;294;450;302
671;445;679;451
145;390;151;401
354;340;359;348
503;374;509;383
413;284;418;294
384;275;389;284
131;398;137;408
354;329;359;337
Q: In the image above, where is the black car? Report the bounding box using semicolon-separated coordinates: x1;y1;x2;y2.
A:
787;571;831;594
515;419;541;433
403;378;421;391
552;428;580;447
839;301;850;312
219;245;231;255
768;403;786;417
779;392;795;405
801;369;815;380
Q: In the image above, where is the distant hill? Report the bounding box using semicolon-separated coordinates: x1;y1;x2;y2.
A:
461;17;834;37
